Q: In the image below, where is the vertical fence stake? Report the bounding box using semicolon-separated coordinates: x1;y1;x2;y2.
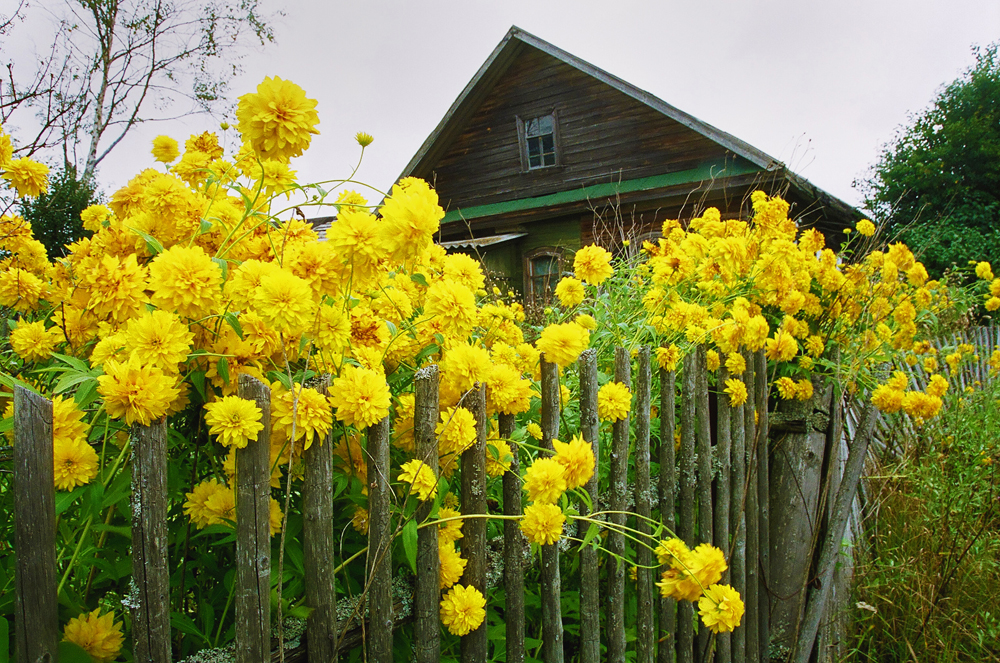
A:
500;407;524;663
539;358;565;663
755;349;770;659
415;366;441;663
658;367;678;663
608;347;631;663
578;349;601;663
714;366;733;663
678;352;697;663
730;367;747;663
236;375;271;663
635;347;655;663
131;418;172;663
695;346;714;662
13;387;58;663
304;376;336;663
743;352;760;663
461;384;489;662
367;414;393;663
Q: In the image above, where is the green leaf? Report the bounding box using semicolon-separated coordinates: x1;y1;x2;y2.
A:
130;228;165;256
402;519;418;575
56;486;87;515
212;256;229;281
217;356;230;385
224;312;244;339
54;373;97;395
580;522;600;551
410;272;429;287
190;371;207;402
199;219;214;235
51;353;90;372
75;379;100;408
57;641;93;663
0;417;12;434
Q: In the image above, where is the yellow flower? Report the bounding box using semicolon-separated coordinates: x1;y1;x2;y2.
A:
204;396;264;449
552;434;595;489
597;382;631;422
976;261;994;280
655;537;691;566
424;279;477;340
399;459;438;501
184;478;227;528
151;135;180;163
526;422;543;440
82;254;149;322
53;437;99;491
439;541;468;589
351;505;369;534
656;345;681;371
926;374;949;398
724;379;748;407
62;608;124;663
555;277;585;307
765;330;797;363
53;395;88;447
80;204;113;232
486;437;514;477
706;350;720;372
2;157;49;197
443;253;486;293
574;313;597;330
203;484;236;525
486;364;534;415
573;244;614;285
269;497;284;536
795;379;814;401
536;322;590;368
774;376;797;401
236;76;319;161
437;506;464;545
855;219;876;237
520;503;565;545
725;352;745;375
148;245;223;319
271;383;334;448
436;406;478;456
440;584;487;636
698;584;745;633
123;310;193;372
378;177;444;264
355;132;374;148
98;354;180;426
252;268;315;335
330;365;391;429
10;321;61;361
523;456;567;504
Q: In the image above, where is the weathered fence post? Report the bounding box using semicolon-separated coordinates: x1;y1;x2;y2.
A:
714;366;733;663
13;387;58;663
695;346;713;661
303;376;337;663
755;349;770;659
677;352;697;663
635;346;655;663
578;349;600;663
658;367;678;663
131;418;172;663
415;366;441;663
461;384;488;662
539;358;565;663
367;414;393;663
236;375;272;663
608;347;630;663
499;407;525;663
730;369;747;663
743;351;760;663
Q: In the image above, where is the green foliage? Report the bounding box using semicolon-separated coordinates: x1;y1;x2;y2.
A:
859;43;1000;277
17;166;96;258
849;374;1000;661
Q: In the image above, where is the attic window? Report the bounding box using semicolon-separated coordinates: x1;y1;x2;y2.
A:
517;112;560;171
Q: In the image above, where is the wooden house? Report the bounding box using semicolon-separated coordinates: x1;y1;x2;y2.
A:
398;26;861;308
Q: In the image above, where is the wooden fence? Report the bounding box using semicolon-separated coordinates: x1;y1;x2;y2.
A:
12;342;871;663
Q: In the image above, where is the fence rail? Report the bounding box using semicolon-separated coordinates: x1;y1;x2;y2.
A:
13;327;969;662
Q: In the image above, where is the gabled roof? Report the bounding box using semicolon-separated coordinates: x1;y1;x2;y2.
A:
399;26;784;182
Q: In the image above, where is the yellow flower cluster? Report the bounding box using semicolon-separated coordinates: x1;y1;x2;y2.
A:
655;537;744;633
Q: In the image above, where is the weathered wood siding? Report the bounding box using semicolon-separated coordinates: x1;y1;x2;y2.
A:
430;46;734;211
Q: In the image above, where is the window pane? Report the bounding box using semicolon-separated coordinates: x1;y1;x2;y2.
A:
525;118;540;137
540;134;556;166
531;255;558;276
537;115;554;134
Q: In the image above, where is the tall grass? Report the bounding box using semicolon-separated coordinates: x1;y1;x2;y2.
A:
849;377;1000;661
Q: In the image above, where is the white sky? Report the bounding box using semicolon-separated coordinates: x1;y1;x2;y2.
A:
11;0;1000;211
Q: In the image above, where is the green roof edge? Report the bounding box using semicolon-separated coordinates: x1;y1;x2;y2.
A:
442;159;761;224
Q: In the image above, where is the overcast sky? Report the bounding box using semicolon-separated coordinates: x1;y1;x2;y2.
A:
14;0;1000;212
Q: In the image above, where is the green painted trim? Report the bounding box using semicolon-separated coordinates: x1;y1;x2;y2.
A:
442;160;762;223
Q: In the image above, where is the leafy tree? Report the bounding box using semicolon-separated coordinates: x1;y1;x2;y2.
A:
1;0;277;181
858;43;1000;277
18;167;99;258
